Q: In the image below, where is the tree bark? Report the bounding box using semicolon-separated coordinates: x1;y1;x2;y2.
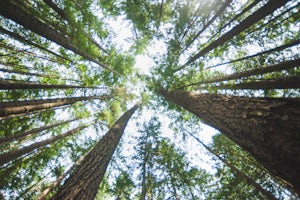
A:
0;95;109;118
0;124;91;166
187;131;277;200
178;0;290;71
160;90;300;194
50;104;139;200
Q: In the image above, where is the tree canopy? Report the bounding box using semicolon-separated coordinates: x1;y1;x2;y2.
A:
0;0;299;199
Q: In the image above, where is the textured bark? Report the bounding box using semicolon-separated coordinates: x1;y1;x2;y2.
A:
51;104;139;200
178;0;290;70
0;0;119;75
160;90;300;194
0;80;102;90
188;132;277;200
216;76;300;90
206;39;300;70
0;117;79;145
0;95;109;117
181;0;233;53
0;124;90;166
178;58;300;89
0;26;71;62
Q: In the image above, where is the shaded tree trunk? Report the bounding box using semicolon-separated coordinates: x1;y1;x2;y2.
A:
50;104;139;200
178;0;290;71
187;131;277;200
0;95;110;118
0;123;91;166
160;90;300;194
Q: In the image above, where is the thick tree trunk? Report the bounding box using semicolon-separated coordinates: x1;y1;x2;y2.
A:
0;95;109;118
0;0;120;75
0;124;90;166
188;132;277;200
0;80;102;90
160;90;300;194
179;0;290;70
51;104;139;200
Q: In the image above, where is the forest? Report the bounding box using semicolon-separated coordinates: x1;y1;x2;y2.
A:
0;0;299;199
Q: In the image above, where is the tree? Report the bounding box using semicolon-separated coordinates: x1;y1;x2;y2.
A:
0;95;110;118
177;0;290;71
0;122;94;166
50;104;139;200
160;90;300;194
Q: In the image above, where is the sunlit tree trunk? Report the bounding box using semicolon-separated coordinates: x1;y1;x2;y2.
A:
51;104;139;200
0;124;91;166
160;90;300;194
0;95;110;118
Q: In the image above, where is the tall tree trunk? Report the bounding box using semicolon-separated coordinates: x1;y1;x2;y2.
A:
178;0;290;71
0;117;80;145
0;95;109;118
177;58;300;89
160;90;300;194
0;26;72;62
42;0;108;54
0;123;91;166
36;153;86;200
0;0;120;75
50;104;139;200
187;131;277;200
0;80;103;90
